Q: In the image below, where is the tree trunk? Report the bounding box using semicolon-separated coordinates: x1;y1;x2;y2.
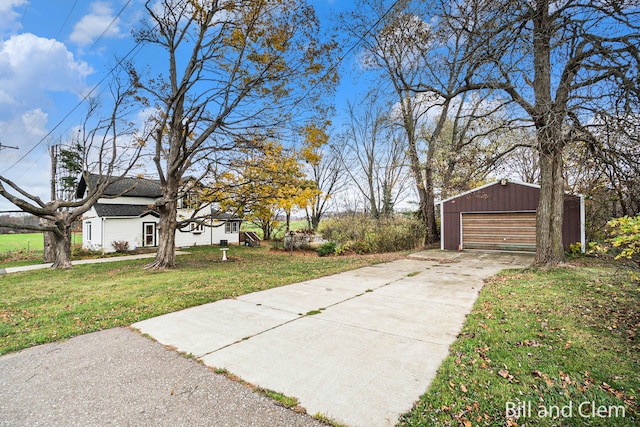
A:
424;162;438;244
532;2;564;266
309;211;321;231
43;230;55;263
50;226;72;269
535;135;565;266
146;199;178;269
405;119;431;246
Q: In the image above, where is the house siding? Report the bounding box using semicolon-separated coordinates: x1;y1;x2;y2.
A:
79;174;243;253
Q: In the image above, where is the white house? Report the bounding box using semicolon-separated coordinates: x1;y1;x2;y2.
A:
77;175;242;253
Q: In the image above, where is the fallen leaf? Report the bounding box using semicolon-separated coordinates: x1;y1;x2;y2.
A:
461;384;468;393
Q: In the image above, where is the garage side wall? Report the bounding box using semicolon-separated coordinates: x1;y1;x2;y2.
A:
441;182;581;251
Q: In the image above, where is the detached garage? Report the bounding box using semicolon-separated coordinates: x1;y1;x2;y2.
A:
439;180;585;253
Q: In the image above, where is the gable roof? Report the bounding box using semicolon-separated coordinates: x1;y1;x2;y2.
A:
438;180;583;205
76;174;162;199
93;203;159;218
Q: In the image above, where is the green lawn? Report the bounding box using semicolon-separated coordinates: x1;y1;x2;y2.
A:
398;260;639;426
0;233;45;252
0;245;403;355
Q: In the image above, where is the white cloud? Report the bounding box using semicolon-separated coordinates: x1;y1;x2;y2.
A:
0;0;27;36
70;2;123;47
0;32;93;210
0;33;93;120
0;108;51;211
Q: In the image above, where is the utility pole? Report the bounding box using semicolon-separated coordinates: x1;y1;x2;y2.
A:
50;145;58;200
0;142;19;153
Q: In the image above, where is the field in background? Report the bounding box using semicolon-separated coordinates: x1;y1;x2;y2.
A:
0;233;45;253
0;233;83;266
241;219;309;240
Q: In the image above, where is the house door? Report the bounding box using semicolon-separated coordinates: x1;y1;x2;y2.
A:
143;222;157;247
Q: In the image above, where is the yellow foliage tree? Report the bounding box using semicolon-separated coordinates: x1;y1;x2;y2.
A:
215;137;320;240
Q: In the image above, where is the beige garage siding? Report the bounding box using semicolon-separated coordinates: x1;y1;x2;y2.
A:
461;212;536;252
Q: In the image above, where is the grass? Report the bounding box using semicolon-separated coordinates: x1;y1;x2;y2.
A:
0;232;84;267
398;260;639;426
0;245;404;355
0;232;82;252
0;233;44;252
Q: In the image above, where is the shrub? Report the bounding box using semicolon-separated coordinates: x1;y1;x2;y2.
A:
566;241;582;257
316;241;336;257
590;215;640;266
71;246;103;259
319;214;426;255
111;241;130;253
606;215;640;263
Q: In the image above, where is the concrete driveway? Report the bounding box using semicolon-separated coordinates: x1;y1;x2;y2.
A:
133;250;533;427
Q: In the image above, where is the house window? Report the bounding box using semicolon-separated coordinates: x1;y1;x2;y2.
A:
178;189;202;210
143;222;156;246
86;222;91;241
225;221;238;234
190;222;204;234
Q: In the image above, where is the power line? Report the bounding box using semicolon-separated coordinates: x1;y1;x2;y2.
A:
89;0;132;51
19;0;31;27
54;0;80;40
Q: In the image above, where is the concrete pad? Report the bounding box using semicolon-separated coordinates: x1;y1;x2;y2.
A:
132;299;298;357
237;282;359;315
236;259;432;315
201;317;449;427
373;278;480;307
316;291;472;345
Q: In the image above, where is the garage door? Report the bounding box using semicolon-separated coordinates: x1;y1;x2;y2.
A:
461;212;536;252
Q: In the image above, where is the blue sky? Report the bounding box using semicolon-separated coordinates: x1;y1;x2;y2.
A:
0;0;362;212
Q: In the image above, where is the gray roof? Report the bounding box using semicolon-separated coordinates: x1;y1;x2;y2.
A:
93;204;159;218
93;204;241;221
77;174;162;199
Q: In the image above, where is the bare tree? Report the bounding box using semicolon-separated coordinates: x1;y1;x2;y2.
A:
339;89;410;218
491;129;540;186
0;78;144;268
304;141;350;230
433;91;526;198
132;0;337;269
342;0;509;243
441;0;640;265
